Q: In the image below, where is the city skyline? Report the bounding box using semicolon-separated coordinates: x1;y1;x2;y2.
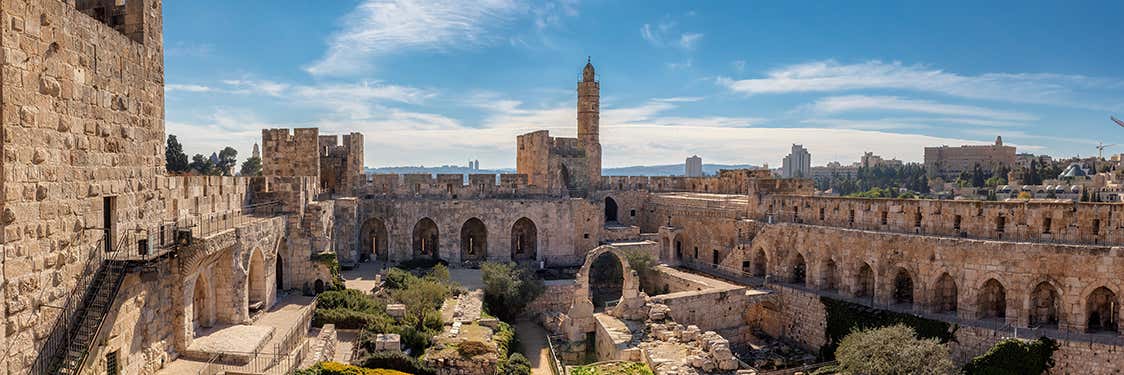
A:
164;1;1124;168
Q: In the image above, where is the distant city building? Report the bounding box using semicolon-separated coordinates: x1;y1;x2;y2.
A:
782;144;811;178
860;152;902;168
685;155;703;177
252;143;260;159
924;136;1015;179
811;161;859;181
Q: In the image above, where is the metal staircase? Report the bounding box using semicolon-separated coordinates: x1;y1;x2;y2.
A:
30;226;180;375
52;259;128;374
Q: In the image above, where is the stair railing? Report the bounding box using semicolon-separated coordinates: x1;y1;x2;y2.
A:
28;228;105;375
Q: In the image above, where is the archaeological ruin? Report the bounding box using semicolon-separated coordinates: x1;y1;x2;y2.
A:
4;1;1124;374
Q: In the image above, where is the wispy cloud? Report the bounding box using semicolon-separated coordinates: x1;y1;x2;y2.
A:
809;95;1036;122
718;60;1124;110
679;33;703;49
640;19;702;51
166;84;216;93
306;0;524;76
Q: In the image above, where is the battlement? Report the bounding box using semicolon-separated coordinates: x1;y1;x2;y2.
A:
318;133;365;196
599;169;814;196
356;173;560;199
767;194;1124;246
73;0;149;43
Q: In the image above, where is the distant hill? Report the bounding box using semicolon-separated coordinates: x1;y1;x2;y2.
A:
604;164;759;177
365;163;758;177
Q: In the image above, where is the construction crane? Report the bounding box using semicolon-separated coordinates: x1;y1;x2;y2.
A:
1097;142;1116;159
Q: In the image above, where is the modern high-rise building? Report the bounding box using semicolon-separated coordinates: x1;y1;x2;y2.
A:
685;155;703;177
782;144;811;178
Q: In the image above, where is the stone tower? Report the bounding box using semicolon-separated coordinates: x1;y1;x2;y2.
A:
578;58;602;189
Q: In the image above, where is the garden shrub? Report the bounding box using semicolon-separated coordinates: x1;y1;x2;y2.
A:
481;262;545;321
353;352;436;375
835;325;955;375
498;353;532;375
296;361;410;375
963;337;1059;375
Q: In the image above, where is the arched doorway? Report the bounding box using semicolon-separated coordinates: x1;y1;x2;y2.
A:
604;197;619;223
589;251;624;310
933;273;958;314
248;249;266;308
821;259;838;291
752;249;768;277
892;268;914;306
790;253;807;285
978;279;1007;320
510;217;537;262
856;263;874;298
360;218;389;262
192;276;212;335
275;256;284;291
1087;286;1118;333
412;218;440;259
460;218;487;263
1029;282;1060;328
674;234;684;261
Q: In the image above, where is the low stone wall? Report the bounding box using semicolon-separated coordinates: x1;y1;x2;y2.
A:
525;279;578;316
652;266;718;293
649;269;749;336
772;286;828;353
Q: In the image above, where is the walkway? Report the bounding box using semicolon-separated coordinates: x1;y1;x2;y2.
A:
516;319;553;375
341;260;388;292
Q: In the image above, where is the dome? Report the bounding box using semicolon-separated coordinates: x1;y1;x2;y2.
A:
582;58;595;82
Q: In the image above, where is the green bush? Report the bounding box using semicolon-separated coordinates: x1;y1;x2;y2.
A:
835;325;955;375
963;337;1059;375
353;351;435;375
296;361;411;375
396;257;448;270
498;353;532;375
319;289;384;312
314;308;391;330
481;262;545;321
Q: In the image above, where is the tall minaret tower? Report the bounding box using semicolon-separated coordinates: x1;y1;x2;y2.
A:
578;57;602;189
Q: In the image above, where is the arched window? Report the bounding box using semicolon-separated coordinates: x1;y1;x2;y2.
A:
1029;282;1060;328
892;268;914;306
790;253;807;285
460;218;488;263
412;218;440;259
856;263;874;298
821;259;838;291
978;279;1007;320
510;218;537;261
1087;287;1118;333
752;249;767;277
933;273;957;314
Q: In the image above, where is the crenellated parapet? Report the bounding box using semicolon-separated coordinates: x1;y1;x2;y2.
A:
355;173;561;199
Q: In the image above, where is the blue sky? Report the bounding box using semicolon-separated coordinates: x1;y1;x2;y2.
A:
164;0;1124;169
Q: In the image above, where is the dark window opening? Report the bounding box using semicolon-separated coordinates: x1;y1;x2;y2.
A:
1043;217;1052;234
953;215;962;231
106;350;119;375
880;211;888;225
996;216;1006;233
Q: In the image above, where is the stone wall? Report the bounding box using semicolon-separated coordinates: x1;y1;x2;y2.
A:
649;268;750;337
767;194;1124;246
1;0;165;371
525;280;578;317
347;197;590;267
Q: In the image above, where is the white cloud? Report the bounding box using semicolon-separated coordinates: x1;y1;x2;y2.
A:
306;0;524;76
679;32;703;49
810;95;1036;122
718;60;1124;109
166;84;215;93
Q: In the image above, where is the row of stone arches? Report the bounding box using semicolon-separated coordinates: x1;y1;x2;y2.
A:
359;216;540;263
190;246;277;339
750;247;1121;333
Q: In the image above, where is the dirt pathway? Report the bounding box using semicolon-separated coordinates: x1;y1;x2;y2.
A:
516;319;554;375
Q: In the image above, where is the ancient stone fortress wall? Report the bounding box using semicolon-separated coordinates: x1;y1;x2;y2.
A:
767;194;1124;245
1;0;166;372
262;128;320;178
516;130;595;193
342;197;590;267
358;172;555;199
